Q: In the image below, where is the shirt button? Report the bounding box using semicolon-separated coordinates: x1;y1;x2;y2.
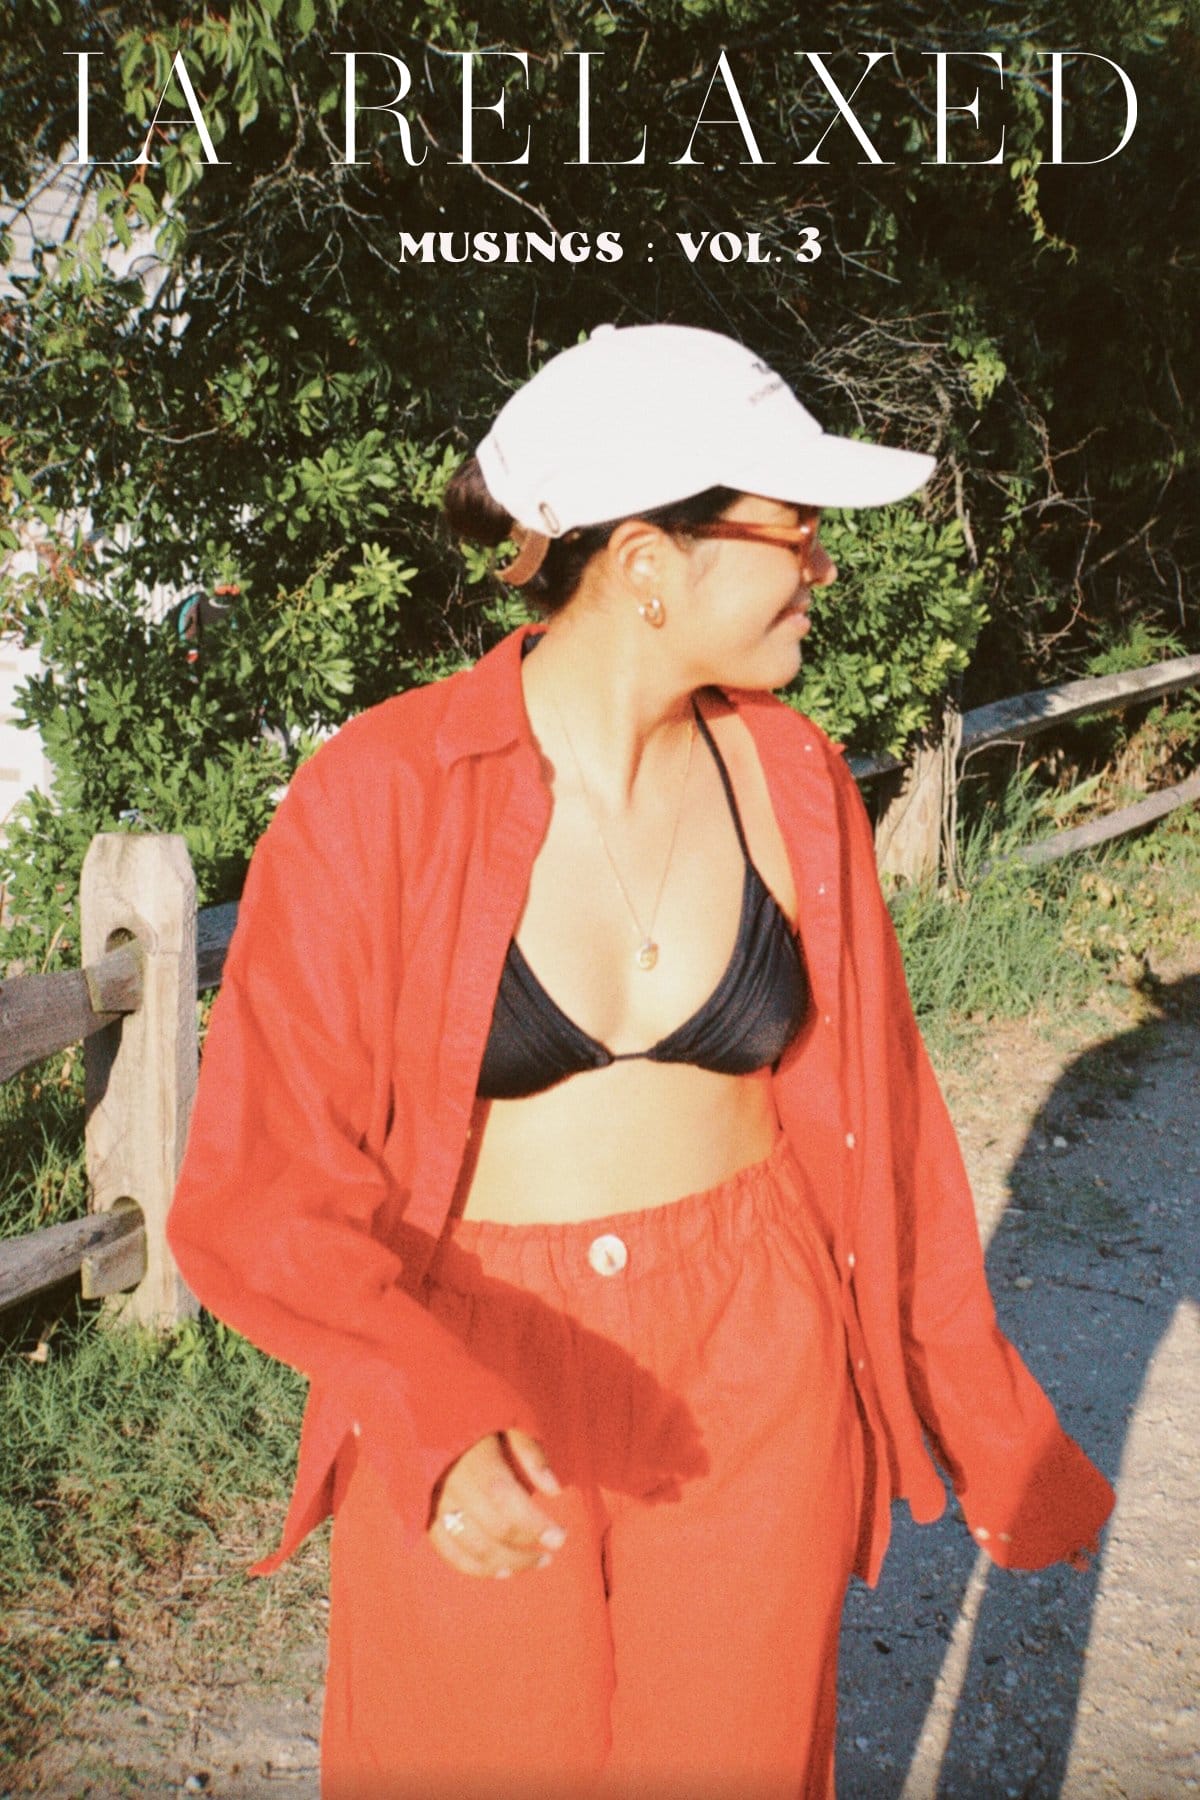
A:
974;1526;991;1542
847;1251;856;1270
817;883;827;896
351;1421;362;1439
588;1233;628;1277
823;1014;833;1026
845;1131;856;1149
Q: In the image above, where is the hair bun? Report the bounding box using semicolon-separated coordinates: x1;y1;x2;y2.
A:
443;456;514;549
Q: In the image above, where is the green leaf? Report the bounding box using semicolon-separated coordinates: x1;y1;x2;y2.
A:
128;183;159;226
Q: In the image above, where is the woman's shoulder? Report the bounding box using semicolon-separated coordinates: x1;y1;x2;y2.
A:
264;667;483;850
293;665;473;783
298;628;534;787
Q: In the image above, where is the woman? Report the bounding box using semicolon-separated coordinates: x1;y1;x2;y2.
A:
168;323;1114;1799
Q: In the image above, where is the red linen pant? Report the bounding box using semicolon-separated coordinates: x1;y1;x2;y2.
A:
322;1135;864;1800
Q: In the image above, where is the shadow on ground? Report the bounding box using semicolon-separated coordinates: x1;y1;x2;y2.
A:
837;973;1200;1799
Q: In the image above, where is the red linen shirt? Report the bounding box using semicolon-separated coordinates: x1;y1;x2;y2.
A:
167;623;1114;1584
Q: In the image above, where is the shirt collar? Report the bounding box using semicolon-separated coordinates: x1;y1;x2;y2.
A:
434;622;542;768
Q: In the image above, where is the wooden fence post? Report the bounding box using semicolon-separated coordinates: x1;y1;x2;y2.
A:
81;834;199;1328
873;704;963;887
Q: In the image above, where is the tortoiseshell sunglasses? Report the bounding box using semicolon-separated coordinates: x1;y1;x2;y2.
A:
678;514;821;556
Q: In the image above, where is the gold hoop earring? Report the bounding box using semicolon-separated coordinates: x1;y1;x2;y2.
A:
637;595;665;629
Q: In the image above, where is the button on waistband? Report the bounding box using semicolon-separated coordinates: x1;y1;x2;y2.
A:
587;1233;628;1276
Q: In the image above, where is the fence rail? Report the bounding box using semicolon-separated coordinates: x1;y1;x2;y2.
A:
2;653;1197;1325
1007;768;1200;870
0;900;238;1084
847;652;1200;782
855;652;1200;885
0;940;143;1083
957;652;1200;757
0;1206;145;1314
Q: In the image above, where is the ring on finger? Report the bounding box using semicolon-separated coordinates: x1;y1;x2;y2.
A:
441;1509;468;1537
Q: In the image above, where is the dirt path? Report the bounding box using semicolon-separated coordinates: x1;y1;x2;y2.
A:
839;957;1200;1799
12;959;1200;1799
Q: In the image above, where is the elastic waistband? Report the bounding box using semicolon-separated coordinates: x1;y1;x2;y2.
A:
427;1133;816;1297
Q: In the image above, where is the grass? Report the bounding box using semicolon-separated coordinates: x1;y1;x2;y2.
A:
0;1312;304;1600
0;1050;89;1242
892;765;1200;1054
0;1231;305;1765
1;763;1199;1772
0;1308;306;1764
1;1047;310;1768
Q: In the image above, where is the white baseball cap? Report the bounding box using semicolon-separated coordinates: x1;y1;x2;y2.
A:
475;323;935;571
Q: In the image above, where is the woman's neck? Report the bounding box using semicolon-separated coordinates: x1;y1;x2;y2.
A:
520;610;700;812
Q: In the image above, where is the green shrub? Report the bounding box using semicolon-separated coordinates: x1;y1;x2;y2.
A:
792;505;986;757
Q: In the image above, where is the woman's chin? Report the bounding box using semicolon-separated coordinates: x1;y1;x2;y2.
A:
769;631;806;685
726;644;804;693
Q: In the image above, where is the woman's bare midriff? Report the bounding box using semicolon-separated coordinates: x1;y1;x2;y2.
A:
452;701;797;1226
453;1062;783;1225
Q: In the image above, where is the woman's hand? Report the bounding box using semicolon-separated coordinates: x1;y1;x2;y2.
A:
427;1429;567;1578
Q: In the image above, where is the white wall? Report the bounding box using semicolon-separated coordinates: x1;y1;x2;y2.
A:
0;636;53;831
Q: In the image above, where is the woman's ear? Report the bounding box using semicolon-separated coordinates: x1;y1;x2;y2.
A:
603;519;676;596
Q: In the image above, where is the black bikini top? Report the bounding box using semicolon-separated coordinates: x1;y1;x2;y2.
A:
476;687;810;1101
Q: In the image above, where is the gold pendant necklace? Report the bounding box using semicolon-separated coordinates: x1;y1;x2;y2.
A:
550;699;695;971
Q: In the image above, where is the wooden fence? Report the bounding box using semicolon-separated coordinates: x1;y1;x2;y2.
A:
858;652;1200;885
1;652;1197;1328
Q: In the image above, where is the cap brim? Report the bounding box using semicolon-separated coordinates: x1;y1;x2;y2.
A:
729;429;935;509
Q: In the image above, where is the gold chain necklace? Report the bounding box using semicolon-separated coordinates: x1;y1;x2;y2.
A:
549;699;696;972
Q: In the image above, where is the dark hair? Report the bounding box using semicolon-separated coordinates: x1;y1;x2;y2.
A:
443;455;739;615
